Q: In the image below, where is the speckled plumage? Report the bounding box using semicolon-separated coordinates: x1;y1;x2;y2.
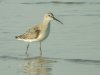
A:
15;12;63;56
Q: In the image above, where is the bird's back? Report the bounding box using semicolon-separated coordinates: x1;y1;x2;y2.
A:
15;24;41;40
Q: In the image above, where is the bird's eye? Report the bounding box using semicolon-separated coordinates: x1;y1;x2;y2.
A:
48;14;51;17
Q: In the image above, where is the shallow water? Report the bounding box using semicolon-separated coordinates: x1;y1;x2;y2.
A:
0;0;100;75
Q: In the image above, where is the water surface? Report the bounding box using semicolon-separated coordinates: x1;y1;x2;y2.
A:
0;0;100;75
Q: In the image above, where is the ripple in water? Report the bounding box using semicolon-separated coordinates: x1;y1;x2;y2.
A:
20;1;86;5
0;55;100;65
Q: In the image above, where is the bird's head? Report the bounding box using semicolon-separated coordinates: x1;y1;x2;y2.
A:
44;12;63;24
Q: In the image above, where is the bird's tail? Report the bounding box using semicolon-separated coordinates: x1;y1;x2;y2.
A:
15;36;19;39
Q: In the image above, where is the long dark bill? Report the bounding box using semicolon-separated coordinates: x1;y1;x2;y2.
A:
53;17;63;24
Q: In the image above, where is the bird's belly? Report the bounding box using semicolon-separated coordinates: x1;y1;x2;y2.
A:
36;28;50;41
37;31;50;41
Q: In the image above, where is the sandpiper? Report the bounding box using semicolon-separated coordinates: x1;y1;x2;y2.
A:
15;12;63;56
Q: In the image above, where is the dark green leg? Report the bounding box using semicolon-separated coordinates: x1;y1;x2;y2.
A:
25;43;30;56
40;42;42;56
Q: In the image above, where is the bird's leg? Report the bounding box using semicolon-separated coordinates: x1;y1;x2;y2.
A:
40;42;42;57
25;43;30;56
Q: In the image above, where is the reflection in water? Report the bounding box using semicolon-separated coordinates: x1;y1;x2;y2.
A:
23;56;56;75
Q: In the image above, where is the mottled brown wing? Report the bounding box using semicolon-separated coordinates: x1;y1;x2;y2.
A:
15;25;41;39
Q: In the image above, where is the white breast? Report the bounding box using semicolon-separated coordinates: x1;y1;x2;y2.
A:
36;24;50;42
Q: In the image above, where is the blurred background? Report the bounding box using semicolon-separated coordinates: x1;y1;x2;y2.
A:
0;0;100;75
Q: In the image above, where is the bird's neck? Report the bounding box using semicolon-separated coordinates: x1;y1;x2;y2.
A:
41;19;51;30
43;19;51;26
